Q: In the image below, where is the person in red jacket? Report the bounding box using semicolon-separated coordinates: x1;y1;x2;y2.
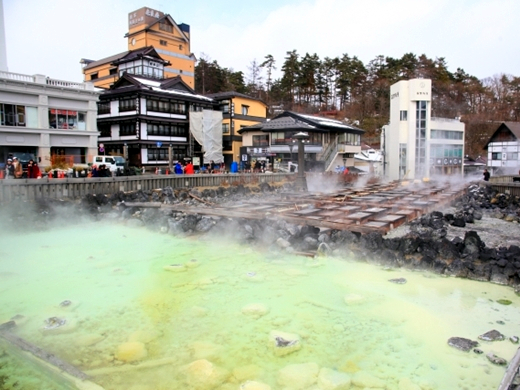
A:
185;161;194;174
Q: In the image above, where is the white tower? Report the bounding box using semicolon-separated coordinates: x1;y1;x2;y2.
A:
0;0;7;71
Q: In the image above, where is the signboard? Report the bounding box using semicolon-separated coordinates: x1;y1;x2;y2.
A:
99;143;104;153
192;157;200;166
156;142;163;148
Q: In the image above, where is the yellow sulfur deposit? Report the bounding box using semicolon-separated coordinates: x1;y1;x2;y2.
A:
115;341;148;362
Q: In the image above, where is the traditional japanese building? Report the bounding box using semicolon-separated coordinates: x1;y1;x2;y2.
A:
96;72;221;170
81;6;196;89
383;79;465;181
239;111;364;171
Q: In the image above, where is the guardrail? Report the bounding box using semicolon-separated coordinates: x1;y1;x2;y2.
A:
0;173;292;203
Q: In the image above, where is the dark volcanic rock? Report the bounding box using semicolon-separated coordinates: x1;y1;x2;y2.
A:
478;329;505;341
448;337;479;352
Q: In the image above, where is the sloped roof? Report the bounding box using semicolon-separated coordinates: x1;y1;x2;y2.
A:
485;122;520;148
82;51;129;70
112;47;170;66
102;73;213;102
206;91;267;105
238;111;365;134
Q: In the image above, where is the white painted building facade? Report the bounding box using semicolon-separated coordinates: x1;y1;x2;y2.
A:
485;122;520;174
0;71;100;168
383;79;465;181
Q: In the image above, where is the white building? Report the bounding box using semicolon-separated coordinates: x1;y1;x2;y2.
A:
0;71;100;168
485;122;520;174
383;79;465;181
0;0;7;72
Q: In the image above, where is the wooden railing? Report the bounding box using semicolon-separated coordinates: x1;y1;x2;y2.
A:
0;173;293;202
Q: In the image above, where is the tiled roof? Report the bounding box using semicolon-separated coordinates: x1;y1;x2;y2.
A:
83;51;129;70
238;111;365;134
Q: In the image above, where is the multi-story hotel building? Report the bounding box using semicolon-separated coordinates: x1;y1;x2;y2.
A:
81;6;196;89
383;79;465;181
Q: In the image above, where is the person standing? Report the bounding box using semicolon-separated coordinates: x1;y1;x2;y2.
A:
5;159;14;179
12;157;23;178
27;159;41;178
185;161;194;174
174;161;184;174
483;169;490;181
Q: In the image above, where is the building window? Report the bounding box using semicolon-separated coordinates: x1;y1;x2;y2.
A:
90;72;98;80
98;124;111;137
492;152;502;160
146;99;186;114
415;101;427;177
48;109;86;130
222;123;230;133
149;146;186;162
431;130;463;140
253;135;269;147
160;40;167;46
220;100;230;113
109;68;117;75
241;105;249;115
399;143;407;179
0;103;33;127
179;45;183;50
147;123;187;137
159;22;173;33
119;98;137;112
510;152;519;161
97;102;111;115
400;110;407;121
120;123;137;136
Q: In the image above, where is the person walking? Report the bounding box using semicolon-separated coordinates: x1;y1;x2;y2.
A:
483;169;490;181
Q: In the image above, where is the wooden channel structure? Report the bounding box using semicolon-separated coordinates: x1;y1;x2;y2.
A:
122;181;468;235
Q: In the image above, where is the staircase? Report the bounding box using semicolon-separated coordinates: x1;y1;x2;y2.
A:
319;135;348;172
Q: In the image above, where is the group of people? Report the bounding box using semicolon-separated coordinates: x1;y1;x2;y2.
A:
174;161;195;174
4;156;40;179
91;164;111;177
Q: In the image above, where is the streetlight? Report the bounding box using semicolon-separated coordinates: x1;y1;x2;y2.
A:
292;132;309;191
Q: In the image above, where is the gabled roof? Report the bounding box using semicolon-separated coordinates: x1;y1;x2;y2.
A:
238;111;365;134
82;50;129;70
485;122;520;148
147;14;189;42
125;13;190;43
206;91;267;106
112;46;170;66
103;73;214;102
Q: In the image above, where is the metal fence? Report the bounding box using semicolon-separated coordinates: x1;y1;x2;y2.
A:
0;173;292;202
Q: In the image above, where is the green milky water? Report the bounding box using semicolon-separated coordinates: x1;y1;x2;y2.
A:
0;221;518;390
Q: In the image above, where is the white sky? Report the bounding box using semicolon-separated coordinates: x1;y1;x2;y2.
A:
3;0;519;83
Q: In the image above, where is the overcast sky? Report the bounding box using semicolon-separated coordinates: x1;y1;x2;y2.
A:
3;0;519;83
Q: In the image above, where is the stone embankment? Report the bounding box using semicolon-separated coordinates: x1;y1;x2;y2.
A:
13;181;520;290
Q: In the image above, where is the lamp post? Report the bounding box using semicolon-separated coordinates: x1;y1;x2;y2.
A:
293;131;309;191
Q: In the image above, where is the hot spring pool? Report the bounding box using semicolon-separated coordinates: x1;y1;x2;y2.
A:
0;221;518;390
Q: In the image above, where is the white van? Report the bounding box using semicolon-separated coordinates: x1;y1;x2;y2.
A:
92;156;118;174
